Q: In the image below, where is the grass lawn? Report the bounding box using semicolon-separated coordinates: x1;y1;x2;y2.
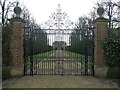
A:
64;50;85;61
25;50;94;72
25;51;53;68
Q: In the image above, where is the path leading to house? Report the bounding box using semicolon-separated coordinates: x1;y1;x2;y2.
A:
33;50;83;75
3;75;118;88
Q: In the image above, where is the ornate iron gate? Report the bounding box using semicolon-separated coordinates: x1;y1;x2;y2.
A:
24;4;94;76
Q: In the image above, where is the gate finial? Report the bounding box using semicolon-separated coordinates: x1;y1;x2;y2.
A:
97;6;104;18
13;1;22;17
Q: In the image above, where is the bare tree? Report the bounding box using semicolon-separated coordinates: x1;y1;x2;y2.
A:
0;0;41;28
20;3;40;28
97;0;119;28
20;4;31;26
0;0;17;27
89;7;98;21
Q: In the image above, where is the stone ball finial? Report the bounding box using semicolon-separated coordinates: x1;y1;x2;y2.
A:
14;2;22;17
97;7;104;18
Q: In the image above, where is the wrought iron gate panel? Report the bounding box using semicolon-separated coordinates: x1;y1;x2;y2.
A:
24;4;94;76
24;28;94;76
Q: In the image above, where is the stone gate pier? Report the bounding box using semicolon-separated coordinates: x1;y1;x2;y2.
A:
94;7;109;78
9;4;25;77
10;17;24;77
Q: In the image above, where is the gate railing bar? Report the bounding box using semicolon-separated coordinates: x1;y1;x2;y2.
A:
80;53;82;75
23;27;26;76
34;29;76;30
92;29;95;76
30;27;34;76
84;30;89;76
75;37;78;74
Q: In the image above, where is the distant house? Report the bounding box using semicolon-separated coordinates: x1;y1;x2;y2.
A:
53;41;67;50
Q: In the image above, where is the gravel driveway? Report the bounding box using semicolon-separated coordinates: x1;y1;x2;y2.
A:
3;75;118;88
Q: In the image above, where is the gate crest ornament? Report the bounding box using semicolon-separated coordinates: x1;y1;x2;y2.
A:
41;4;75;43
41;4;75;29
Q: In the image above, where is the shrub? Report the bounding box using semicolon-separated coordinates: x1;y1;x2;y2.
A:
2;25;12;66
103;36;120;67
107;67;120;78
2;66;10;80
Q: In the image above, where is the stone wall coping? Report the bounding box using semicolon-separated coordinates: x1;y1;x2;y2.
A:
10;17;25;23
93;17;109;23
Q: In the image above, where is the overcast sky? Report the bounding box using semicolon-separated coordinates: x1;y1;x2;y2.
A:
18;0;100;45
19;0;99;24
16;0;119;45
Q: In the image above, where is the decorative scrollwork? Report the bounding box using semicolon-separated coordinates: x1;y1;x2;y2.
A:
41;4;75;30
41;4;75;43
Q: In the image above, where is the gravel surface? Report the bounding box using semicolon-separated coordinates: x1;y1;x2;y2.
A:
3;75;119;88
